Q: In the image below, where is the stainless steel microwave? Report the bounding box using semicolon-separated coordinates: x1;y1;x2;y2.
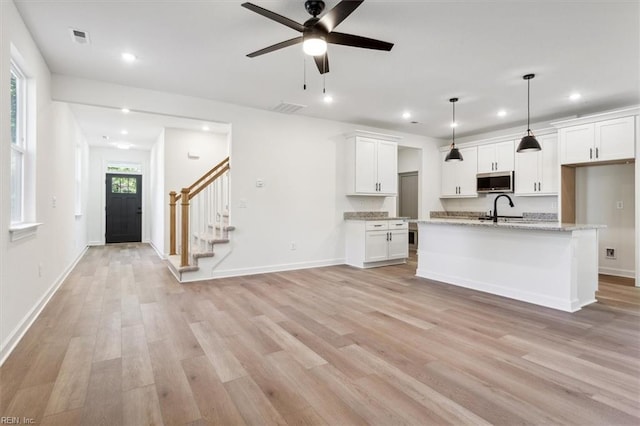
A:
477;171;514;193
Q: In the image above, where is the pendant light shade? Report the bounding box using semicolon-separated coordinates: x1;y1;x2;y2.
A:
516;74;542;153
445;97;463;162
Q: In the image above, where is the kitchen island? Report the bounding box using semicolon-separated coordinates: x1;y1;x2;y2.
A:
414;219;605;312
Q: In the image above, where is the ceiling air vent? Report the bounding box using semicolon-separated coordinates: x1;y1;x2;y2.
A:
69;28;90;45
271;102;306;114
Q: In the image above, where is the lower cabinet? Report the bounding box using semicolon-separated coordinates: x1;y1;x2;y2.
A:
346;220;409;268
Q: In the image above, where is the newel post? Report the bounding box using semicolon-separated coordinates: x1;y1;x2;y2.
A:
169;191;177;255
180;188;190;267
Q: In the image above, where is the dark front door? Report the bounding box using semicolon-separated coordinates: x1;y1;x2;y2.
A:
106;173;142;243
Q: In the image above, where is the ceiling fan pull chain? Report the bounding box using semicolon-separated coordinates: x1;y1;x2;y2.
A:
303;56;307;90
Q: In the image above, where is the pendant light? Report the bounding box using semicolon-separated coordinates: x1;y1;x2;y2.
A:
516;74;542;152
445;97;463;162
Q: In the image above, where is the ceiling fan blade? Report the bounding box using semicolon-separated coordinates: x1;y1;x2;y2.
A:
241;2;305;33
246;36;303;57
327;32;394;51
314;53;330;74
317;0;364;32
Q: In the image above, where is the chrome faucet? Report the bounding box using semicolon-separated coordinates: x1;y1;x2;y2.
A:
493;194;515;223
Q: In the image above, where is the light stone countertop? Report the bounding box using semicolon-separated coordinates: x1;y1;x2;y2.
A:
411;218;606;232
344;217;410;221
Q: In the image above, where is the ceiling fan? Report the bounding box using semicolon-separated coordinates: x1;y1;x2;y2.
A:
241;0;394;74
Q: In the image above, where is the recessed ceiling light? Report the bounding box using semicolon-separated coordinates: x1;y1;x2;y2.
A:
116;144;130;150
202;125;210;131
402;111;411;120
450;122;458;128
569;92;582;101
323;94;333;104
121;52;137;63
121;129;128;135
497;109;507;118
121;108;130;114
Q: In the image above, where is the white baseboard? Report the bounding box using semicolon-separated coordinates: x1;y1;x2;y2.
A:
599;266;635;279
0;245;89;366
88;240;103;246
178;258;346;283
148;240;167;260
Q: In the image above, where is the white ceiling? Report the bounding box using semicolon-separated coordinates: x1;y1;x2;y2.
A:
69;104;230;150
14;0;640;142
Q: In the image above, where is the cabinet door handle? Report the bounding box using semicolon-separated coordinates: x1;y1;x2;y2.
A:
596;147;599;159
390;232;392;241
590;148;593;159
373;224;383;227
534;182;537;192
538;182;541;191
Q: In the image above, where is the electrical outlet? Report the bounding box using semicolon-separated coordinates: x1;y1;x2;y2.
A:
605;248;616;259
616;201;623;209
256;178;264;188
290;242;297;251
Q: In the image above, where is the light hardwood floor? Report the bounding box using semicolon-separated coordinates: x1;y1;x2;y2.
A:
1;243;639;425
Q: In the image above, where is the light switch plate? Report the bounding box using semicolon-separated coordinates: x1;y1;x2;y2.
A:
256;179;264;188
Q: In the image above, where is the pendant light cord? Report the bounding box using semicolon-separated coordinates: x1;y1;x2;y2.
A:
527;77;531;135
452;101;456;146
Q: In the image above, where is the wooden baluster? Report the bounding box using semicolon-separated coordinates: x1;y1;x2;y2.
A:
169;191;177;255
181;187;190;267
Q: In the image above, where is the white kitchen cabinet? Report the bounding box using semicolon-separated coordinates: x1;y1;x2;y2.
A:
346;134;399;196
515;133;558;196
346;220;408;268
559;116;635;165
440;146;478;198
477;140;514;173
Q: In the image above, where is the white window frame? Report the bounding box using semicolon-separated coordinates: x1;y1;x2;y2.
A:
9;52;40;241
10;60;26;225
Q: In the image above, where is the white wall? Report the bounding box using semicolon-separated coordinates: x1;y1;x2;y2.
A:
398;147;421;173
0;1;89;362
52;75;443;276
87;147;151;245
162;127;229;254
576;163;636;278
149;130;165;255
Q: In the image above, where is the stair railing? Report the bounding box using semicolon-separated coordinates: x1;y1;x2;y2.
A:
169;156;230;267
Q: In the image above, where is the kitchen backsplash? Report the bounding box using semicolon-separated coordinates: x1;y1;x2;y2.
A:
441;194;558;216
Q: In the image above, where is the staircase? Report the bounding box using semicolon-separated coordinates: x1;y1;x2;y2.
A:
167;157;234;282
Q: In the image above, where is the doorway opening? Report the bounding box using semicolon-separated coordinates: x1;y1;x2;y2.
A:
105;173;142;243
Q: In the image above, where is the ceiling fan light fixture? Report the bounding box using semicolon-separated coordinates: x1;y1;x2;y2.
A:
303;36;327;56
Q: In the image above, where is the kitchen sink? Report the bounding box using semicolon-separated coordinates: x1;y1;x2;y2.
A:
477;216;530;223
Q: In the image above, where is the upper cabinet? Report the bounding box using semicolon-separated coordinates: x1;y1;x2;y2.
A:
559;116;635;165
345;132;399;196
515;133;558;196
477;140;515;173
440;146;478;198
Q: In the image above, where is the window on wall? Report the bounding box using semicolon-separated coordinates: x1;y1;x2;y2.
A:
75;145;83;216
10;61;26;224
111;176;138;194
